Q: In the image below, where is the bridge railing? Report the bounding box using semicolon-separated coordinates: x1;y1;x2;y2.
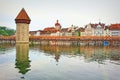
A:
0;36;15;40
29;36;120;41
0;36;120;41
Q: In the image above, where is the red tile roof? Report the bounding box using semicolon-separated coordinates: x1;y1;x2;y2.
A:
15;8;31;24
15;8;30;20
109;24;120;30
43;27;58;33
40;30;47;34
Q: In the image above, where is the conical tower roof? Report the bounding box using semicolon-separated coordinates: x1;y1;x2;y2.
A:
15;8;31;24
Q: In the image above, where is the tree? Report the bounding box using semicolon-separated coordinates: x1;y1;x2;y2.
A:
6;29;15;36
0;26;15;36
0;30;8;36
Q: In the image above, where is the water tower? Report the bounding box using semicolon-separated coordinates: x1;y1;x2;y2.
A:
15;8;31;43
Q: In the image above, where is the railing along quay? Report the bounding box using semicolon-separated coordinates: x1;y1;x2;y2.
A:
0;36;15;41
0;36;15;43
29;36;120;41
0;36;120;42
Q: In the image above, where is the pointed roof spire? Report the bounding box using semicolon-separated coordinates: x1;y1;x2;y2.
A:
55;20;60;26
15;8;30;20
15;8;31;24
57;20;58;23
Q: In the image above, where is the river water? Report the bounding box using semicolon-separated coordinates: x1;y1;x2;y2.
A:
0;43;120;80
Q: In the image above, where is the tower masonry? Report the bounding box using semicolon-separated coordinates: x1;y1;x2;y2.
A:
15;8;31;43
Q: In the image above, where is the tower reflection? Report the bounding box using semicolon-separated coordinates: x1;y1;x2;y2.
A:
15;43;31;74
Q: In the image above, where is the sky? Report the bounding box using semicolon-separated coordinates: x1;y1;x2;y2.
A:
0;0;120;31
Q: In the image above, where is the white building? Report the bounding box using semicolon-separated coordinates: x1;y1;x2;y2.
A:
93;23;105;36
84;23;94;36
51;31;62;36
84;22;109;36
109;24;120;36
104;26;110;36
29;30;41;36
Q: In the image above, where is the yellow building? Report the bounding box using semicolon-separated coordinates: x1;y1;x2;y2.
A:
15;8;31;43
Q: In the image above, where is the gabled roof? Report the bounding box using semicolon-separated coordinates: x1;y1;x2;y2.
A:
43;27;58;33
85;22;105;29
15;8;31;20
79;27;85;32
104;26;109;30
109;24;120;30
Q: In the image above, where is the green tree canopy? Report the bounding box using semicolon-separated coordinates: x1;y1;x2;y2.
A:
0;26;15;36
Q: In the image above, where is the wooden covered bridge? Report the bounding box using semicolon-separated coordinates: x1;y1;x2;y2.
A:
0;36;120;42
29;36;120;41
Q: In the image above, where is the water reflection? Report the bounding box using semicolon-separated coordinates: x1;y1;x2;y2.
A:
0;43;15;53
0;43;120;80
31;45;120;65
15;43;31;74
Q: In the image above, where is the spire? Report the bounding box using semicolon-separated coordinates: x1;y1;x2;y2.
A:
55;20;60;26
98;18;101;24
15;8;31;24
57;20;58;23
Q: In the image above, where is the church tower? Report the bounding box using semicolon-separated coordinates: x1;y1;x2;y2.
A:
55;20;61;31
15;8;31;43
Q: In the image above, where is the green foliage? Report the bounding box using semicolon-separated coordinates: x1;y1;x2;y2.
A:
0;30;8;36
0;26;15;36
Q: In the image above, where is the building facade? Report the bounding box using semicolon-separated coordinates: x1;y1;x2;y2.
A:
84;24;94;36
84;22;109;36
93;23;105;36
109;24;120;36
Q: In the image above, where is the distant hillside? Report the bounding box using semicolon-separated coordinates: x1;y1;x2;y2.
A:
0;26;15;36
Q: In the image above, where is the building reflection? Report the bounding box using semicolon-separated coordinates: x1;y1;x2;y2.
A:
31;45;120;65
15;43;31;74
41;45;61;62
54;46;60;63
35;45;81;63
0;43;15;52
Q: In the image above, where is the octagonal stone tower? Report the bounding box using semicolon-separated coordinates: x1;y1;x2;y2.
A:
15;8;31;43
